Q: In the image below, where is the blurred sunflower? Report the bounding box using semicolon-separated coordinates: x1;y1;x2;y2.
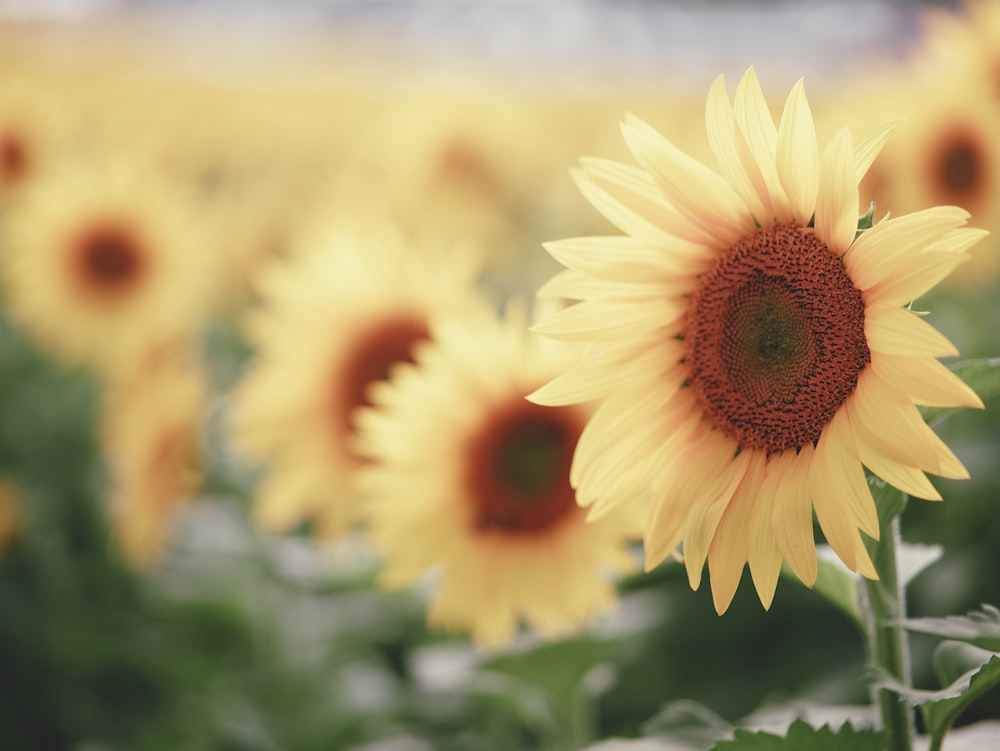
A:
354;304;642;647
100;340;206;568
869;76;1000;285
530;68;986;614
0;156;210;373
917;0;1000;99
0;72;61;201
229;225;484;539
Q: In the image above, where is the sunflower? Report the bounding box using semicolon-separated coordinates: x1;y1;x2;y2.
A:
0;156;211;373
529;68;987;614
353;303;642;647
100;340;206;567
228;224;484;539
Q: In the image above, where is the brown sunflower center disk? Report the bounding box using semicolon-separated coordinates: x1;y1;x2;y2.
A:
465;399;581;533
0;131;29;185
931;128;986;201
71;220;148;300
338;315;430;432
685;223;870;453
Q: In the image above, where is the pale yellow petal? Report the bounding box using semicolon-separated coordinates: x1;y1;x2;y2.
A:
844;206;971;289
815;127;858;255
865;303;959;358
529;341;682;407
530;298;684;341
536;268;693;301
846;394;943;501
776;78;819;225
851;368;970;479
708;451;767;614
544;235;708;281
864;251;968;307
681;435;751;589
620;116;752;248
705;74;769;222
853;120;900;184
769;445;818;587
870;353;983;409
733;67;791;222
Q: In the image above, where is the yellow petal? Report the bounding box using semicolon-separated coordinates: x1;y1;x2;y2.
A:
531;298;684;341
544;234;708;281
844;206;971;289
815;127;858;255
733;67;791;222
705;74;769;222
865;303;959;358
620;116;752;248
870;353;983;409
769;445;818;587
681;435;751;590
536;267;694;301
853;120;900;184
776;78;820;225
846;394;943;500
709;452;768;614
850;368;970;479
865;251;968;307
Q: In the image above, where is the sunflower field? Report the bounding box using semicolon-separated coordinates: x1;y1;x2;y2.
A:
2;2;1000;750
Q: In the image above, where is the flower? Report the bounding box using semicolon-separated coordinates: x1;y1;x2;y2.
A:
0;156;211;372
100;340;206;567
353;304;642;647
529;68;987;614
228;224;484;539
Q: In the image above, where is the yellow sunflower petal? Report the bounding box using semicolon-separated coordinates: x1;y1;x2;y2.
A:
708;452;767;614
853;120;900;183
870;353;983;409
769;446;818;587
865;251;969;307
733;67;791;222
620;115;752;247
705;74;769;222
845;394;943;501
776;78;820;225
746;460;785;610
865;303;959;358
850;368;970;479
530;298;684;341
815;127;858;255
544;235;707;280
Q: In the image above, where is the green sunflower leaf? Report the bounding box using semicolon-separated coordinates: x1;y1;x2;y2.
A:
920;655;1000;750
707;720;882;751
899;604;1000;651
921;357;1000;427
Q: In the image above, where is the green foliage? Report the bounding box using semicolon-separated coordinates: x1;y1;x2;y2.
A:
900;605;1000;652
708;720;882;751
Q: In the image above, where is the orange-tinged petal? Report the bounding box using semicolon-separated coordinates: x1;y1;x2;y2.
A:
811;408;880;539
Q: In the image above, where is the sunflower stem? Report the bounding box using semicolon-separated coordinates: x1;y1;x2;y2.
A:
860;515;914;751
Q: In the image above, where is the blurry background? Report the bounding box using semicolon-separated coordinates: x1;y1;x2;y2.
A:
1;1;998;750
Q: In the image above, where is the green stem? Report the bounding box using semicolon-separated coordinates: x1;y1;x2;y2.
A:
861;515;914;751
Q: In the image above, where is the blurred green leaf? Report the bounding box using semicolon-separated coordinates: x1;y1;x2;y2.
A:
782;554;861;628
921;358;1000;427
641;699;732;748
932;641;997;689
900;605;1000;651
921;656;1000;751
708;720;882;751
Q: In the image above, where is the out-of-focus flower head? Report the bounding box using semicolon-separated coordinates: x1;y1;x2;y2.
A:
228;219;487;540
0;153;213;374
354;302;642;647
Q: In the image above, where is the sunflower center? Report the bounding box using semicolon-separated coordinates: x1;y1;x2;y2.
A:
466;399;580;534
0;132;28;185
934;132;983;198
71;221;148;300
685;223;869;453
338;315;430;431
